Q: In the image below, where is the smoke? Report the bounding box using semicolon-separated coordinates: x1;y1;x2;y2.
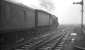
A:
5;0;55;12
39;0;55;12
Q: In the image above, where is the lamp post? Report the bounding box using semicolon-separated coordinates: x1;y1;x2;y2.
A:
73;0;84;34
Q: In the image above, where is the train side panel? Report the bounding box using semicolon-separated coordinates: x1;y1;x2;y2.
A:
49;15;53;25
23;7;35;29
0;1;35;31
37;11;50;26
52;15;59;25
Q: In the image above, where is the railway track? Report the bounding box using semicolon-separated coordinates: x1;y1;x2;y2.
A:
15;30;57;49
15;30;68;50
15;26;73;50
33;33;66;50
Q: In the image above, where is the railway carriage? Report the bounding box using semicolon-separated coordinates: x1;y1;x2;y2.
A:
0;0;59;50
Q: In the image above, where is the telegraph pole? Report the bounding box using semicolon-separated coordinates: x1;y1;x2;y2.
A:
73;0;84;34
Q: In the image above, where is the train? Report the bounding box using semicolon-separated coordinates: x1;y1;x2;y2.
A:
0;0;59;49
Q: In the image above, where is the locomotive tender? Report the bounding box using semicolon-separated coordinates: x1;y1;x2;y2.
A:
0;0;59;49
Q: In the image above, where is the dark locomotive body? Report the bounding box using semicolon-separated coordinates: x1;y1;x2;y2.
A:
0;0;59;49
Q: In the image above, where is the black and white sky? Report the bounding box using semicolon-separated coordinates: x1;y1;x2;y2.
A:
6;0;85;24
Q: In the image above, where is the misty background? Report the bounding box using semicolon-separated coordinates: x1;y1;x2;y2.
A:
6;0;85;25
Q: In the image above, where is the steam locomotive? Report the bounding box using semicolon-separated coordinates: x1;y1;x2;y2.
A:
0;0;59;49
